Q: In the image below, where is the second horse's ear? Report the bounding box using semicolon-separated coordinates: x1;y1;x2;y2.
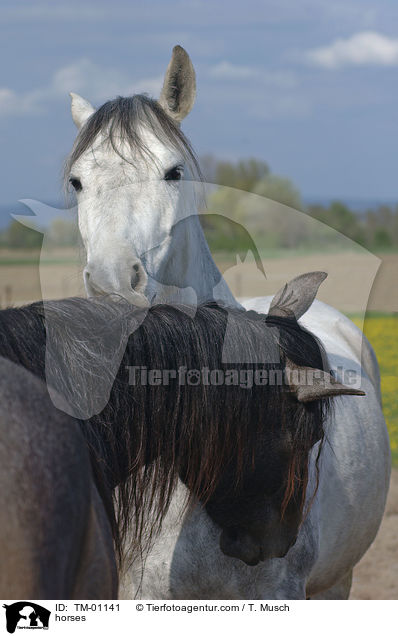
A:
285;358;366;402
158;45;196;123
70;92;95;129
269;272;328;320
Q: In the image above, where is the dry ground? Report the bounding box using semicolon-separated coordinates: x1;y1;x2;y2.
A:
222;251;398;314
351;468;398;599
0;250;397;312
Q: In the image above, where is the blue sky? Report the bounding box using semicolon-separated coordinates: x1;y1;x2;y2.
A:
1;0;398;206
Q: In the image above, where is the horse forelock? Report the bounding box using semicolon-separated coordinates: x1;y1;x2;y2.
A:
64;94;202;189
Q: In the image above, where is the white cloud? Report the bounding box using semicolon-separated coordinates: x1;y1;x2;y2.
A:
209;61;258;79
50;59;162;101
247;95;311;121
209;62;297;88
0;88;23;115
0;5;109;23
305;31;398;69
130;76;164;96
0;59;162;117
0;88;41;116
0;57;298;119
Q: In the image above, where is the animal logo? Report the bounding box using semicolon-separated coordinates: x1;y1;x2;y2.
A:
186;369;201;385
2;602;50;633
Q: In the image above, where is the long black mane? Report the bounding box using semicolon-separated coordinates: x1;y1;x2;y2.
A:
0;298;329;563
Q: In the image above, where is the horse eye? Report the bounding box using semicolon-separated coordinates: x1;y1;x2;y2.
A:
164;166;183;182
69;177;82;192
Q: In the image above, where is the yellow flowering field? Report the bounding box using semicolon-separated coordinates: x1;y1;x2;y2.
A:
351;314;398;465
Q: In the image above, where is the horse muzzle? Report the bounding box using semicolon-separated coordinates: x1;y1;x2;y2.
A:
219;526;298;566
83;260;149;307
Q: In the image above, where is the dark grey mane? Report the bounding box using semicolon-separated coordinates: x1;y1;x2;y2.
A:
65;94;202;184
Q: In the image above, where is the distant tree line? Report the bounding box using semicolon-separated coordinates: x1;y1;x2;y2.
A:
0;218;78;249
201;156;398;252
0;158;397;252
307;201;398;250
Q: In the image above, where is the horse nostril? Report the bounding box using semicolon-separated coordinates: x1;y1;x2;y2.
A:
83;268;91;287
131;263;140;290
130;261;147;293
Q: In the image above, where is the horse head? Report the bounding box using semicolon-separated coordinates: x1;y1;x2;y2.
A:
66;46;206;306
202;272;365;565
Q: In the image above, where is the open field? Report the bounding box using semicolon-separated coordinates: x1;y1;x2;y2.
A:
222;250;398;314
0;247;85;306
1;248;398;312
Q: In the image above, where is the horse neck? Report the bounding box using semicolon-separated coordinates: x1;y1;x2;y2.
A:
157;212;240;308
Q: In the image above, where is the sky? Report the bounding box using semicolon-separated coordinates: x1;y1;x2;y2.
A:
1;0;398;209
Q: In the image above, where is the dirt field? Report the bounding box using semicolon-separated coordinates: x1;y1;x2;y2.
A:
1;249;396;313
351;468;398;599
222;251;398;314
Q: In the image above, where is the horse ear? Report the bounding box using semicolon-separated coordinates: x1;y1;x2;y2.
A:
285;359;365;403
70;92;95;129
158;45;196;123
269;271;327;320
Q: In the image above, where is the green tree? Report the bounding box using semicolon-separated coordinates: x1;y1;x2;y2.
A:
215;158;270;192
373;228;393;249
48;218;78;246
253;175;302;211
7;220;43;249
308;201;365;245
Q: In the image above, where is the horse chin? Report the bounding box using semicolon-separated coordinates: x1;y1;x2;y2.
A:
85;276;150;308
219;527;262;566
119;289;150;308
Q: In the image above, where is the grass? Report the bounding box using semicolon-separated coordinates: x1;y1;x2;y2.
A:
351;314;398;465
0;247;81;266
0;258;78;265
